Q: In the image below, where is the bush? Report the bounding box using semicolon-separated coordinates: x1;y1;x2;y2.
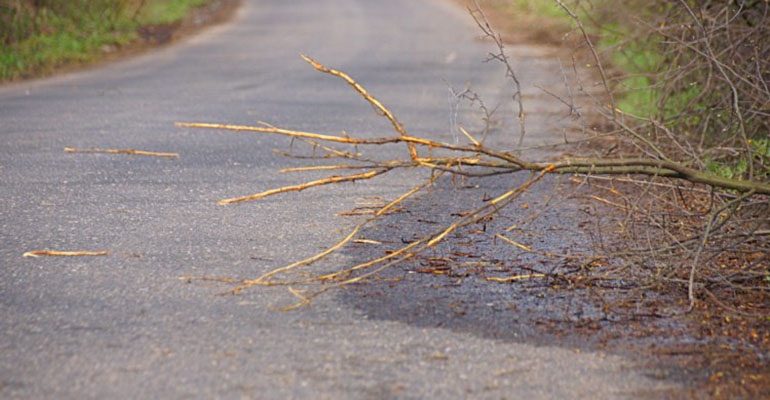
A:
545;0;769;182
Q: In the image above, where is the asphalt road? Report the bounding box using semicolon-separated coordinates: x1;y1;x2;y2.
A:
1;0;685;398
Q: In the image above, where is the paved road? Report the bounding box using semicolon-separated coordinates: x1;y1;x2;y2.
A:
1;1;683;398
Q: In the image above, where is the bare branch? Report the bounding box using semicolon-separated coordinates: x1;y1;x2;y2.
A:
469;0;526;147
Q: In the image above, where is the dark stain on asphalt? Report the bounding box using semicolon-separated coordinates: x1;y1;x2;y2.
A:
337;174;709;389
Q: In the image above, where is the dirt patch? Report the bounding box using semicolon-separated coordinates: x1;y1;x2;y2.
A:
448;0;573;46
104;0;241;62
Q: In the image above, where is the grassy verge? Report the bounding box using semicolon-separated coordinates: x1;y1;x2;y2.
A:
0;0;219;82
141;0;208;24
471;0;573;45
477;1;661;113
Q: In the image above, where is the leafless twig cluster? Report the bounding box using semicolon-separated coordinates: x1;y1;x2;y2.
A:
552;0;769;312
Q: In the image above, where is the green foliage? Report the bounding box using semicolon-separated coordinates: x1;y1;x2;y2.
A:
141;0;208;25
707;158;749;181
706;139;770;181
616;3;768;137
504;0;566;18
752;138;770;159
749;138;770;180
0;0;211;81
498;0;770;189
601;30;662;118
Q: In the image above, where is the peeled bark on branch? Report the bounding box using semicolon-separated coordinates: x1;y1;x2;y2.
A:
177;121;770;197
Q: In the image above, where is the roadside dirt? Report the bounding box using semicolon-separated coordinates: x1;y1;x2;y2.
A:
134;0;241;46
99;0;242;67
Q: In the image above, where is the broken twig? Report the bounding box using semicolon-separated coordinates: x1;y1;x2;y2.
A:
23;250;110;258
65;147;179;158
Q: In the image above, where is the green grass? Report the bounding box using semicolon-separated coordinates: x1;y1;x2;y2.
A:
141;0;208;25
0;0;214;82
491;1;660;116
595;22;663;117
495;1;708;126
502;0;567;18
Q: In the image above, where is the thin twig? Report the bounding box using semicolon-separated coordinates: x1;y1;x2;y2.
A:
300;54;419;160
65;147;179;158
23;250;110;258
469;0;526;147
218;169;390;205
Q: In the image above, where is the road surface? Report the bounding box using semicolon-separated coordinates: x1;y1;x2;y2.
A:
1;0;685;398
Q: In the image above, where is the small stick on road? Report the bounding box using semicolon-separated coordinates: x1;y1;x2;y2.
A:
23;250;110;258
65;147;179;158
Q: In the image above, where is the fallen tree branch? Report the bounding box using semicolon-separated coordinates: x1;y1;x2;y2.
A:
178;120;770;196
175;55;769;309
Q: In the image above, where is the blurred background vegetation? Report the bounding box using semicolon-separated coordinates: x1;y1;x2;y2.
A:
0;0;209;81
485;0;769;181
